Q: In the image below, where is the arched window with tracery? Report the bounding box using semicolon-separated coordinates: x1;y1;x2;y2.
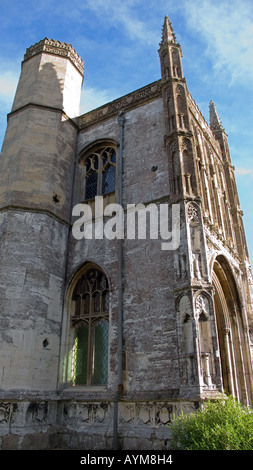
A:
70;267;110;386
84;146;116;200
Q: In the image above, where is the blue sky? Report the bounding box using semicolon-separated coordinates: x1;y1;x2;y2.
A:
0;0;253;262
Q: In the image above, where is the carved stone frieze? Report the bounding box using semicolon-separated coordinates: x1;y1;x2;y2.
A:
119;401;174;426
177;294;192;321
0;403;14;423
188;203;199;223
24;38;84;75
79;80;162;129
186;202;209;281
195;293;210;319
62;402;110;425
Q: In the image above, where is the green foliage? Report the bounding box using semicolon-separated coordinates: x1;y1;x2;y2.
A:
169;395;253;450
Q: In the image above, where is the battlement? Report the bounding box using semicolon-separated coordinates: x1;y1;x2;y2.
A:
24;38;84;75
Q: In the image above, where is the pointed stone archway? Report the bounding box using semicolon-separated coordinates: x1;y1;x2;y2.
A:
212;255;251;405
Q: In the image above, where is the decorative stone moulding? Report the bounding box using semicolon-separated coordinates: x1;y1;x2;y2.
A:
79;80;162;129
24;38;84;75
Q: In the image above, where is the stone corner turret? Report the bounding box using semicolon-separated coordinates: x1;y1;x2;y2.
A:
24;37;84;76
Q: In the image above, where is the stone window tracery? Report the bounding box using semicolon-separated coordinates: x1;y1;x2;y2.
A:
70;268;109;386
84;146;116;200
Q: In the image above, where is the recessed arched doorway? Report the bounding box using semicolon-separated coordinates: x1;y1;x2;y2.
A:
212;255;251;405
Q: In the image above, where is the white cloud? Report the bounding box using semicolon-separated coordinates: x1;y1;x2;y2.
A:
0;63;116;118
0;72;18;104
80;0;159;46
0;70;19;146
80;87;119;114
183;0;253;85
235;167;253;176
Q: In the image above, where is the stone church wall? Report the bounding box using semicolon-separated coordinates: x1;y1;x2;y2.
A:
65;96;181;394
0;17;252;450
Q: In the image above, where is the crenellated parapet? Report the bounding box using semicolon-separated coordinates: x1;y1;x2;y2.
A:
24;38;84;75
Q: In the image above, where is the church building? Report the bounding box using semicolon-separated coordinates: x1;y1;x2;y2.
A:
0;16;252;450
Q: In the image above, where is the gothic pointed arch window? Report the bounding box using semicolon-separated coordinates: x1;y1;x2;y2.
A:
82;145;117;200
70;266;110;386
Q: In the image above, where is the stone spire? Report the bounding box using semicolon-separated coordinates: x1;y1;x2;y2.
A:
160;15;177;45
209;100;224;132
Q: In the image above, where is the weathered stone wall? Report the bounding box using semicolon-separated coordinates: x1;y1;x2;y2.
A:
0;107;78;220
1;23;252;450
65;96;182;396
0;43;82;394
0;398;58;450
0;396;200;449
0;210;68;390
12;41;83;118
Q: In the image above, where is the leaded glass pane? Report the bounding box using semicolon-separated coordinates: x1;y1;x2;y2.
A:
99;274;107;291
92;154;99;170
73;276;87;297
88;269;99;289
86;157;91;172
102;150;108;166
102;291;109;312
72;325;88;385
102;164;115;194
93;291;100;313
110;150;116;164
85;171;97;199
74;296;81;316
71;268;109;387
83;293;90;315
92;320;109;385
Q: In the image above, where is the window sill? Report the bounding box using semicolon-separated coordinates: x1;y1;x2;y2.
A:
63;385;107;393
81;192;116;209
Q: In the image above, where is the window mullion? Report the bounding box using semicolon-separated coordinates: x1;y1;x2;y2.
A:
87;291;93;386
99;290;102;315
82;165;87;201
97;153;103;195
80;295;84;319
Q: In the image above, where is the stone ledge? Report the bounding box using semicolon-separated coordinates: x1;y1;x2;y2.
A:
7;102;79;130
